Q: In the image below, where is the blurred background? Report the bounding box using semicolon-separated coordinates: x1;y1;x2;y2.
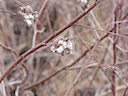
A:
0;0;128;96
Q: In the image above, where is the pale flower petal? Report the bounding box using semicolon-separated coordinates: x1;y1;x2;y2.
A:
55;46;65;54
78;0;88;4
19;5;38;27
50;38;73;55
25;19;32;26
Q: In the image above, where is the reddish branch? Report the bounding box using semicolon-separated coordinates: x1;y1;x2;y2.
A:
22;46;93;91
112;1;123;95
64;18;126;95
38;0;49;27
64;39;100;96
22;11;128;92
0;0;102;83
33;11;128;95
0;43;29;85
0;43;18;57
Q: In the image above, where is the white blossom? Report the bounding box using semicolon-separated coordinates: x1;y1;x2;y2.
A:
78;0;88;4
50;38;73;55
18;5;38;26
25;19;32;26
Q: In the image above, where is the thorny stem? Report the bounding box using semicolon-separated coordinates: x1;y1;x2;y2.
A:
0;0;102;83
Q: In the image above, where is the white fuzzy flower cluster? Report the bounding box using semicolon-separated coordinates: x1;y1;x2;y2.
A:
18;5;38;26
50;38;73;55
78;0;88;4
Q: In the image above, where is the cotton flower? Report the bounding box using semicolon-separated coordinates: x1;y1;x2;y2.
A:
25;19;32;26
18;5;38;26
78;0;89;9
24;14;34;20
50;38;73;55
78;0;88;4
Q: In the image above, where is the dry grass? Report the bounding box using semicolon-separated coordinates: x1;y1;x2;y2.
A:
0;0;128;96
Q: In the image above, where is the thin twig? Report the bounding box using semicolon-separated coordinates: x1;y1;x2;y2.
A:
0;8;19;16
22;46;93;91
0;0;102;83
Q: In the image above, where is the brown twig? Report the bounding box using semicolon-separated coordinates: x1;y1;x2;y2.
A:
0;43;29;85
111;1;122;95
0;8;19;16
74;24;128;39
0;0;102;83
13;0;24;6
0;43;18;57
63;9;128;94
22;45;93;91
